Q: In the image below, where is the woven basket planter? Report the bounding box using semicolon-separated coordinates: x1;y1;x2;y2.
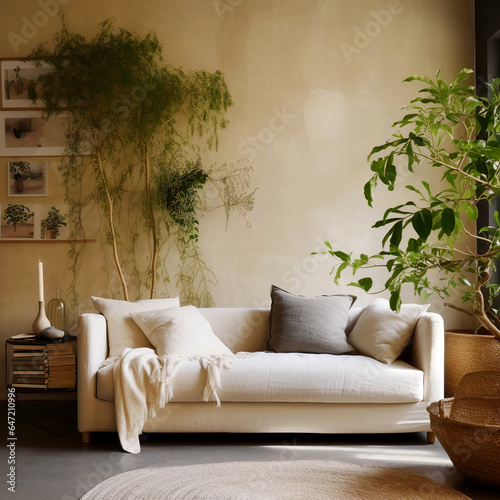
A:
445;331;500;397
428;371;500;489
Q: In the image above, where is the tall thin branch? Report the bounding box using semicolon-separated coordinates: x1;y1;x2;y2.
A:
94;132;129;301
143;142;159;299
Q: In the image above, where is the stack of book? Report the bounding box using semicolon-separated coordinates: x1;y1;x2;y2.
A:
9;344;48;389
6;335;77;390
47;342;76;389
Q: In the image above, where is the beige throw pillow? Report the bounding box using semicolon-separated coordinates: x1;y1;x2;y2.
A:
347;298;429;364
92;296;180;357
130;305;233;357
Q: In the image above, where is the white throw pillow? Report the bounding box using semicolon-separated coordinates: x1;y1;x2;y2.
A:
130;305;233;357
92;296;180;357
347;298;429;364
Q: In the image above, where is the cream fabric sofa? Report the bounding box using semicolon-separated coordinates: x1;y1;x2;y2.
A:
77;305;444;444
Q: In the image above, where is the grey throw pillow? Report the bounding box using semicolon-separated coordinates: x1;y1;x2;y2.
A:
267;285;356;354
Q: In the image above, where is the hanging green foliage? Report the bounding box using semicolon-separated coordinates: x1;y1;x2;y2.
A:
27;17;255;315
156;158;208;242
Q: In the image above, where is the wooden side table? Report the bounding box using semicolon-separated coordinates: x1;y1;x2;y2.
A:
5;334;77;391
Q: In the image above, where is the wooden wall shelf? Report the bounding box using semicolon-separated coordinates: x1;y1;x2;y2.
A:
0;239;95;244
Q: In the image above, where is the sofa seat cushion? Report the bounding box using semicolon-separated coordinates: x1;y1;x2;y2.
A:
97;352;423;404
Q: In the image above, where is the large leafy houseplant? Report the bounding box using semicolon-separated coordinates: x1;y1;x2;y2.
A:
324;68;500;342
26;19;255;309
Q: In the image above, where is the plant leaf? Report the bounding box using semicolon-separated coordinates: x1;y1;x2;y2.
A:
390;221;403;247
441;208;456;236
389;289;401;311
357;277;373;291
411;209;433;240
332;250;350;262
465;204;479;221
364;176;377;207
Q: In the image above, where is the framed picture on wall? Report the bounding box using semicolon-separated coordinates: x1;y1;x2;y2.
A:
0;111;68;156
7;160;48;196
0;202;41;240
1;59;51;109
41;204;68;240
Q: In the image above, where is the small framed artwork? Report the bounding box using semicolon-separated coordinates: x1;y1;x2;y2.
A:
41;204;68;240
0;202;41;240
0;111;67;156
8;160;48;196
1;59;51;109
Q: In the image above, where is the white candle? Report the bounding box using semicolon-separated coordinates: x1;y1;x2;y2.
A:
38;260;44;302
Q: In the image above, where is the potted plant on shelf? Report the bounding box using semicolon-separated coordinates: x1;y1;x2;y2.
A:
41;206;67;239
322;68;500;395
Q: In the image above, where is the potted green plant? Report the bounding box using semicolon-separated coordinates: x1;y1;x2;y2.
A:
321;68;500;487
322;68;500;395
42;206;67;239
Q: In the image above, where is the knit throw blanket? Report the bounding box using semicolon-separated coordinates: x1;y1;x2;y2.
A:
111;348;249;453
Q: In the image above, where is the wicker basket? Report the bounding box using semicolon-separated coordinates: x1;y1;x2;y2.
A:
444;331;500;397
450;371;500;426
427;371;500;489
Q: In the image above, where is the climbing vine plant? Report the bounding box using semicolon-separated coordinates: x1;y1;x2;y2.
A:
27;18;255;313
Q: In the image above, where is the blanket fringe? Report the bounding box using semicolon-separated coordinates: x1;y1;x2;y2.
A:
201;354;237;407
113;350;257;452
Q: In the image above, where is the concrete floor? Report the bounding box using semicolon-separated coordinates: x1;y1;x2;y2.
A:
2;400;498;500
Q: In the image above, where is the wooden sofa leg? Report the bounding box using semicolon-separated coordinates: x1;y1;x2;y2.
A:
82;432;91;444
427;432;435;444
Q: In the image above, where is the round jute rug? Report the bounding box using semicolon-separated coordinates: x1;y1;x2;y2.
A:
81;460;471;500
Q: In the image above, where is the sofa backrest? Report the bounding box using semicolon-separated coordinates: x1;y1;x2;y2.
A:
199;308;270;352
199;306;365;353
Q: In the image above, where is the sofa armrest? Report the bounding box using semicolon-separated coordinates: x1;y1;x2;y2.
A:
77;313;109;432
409;312;444;403
78;312;108;378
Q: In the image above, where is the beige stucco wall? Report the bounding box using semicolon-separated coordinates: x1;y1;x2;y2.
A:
0;0;474;397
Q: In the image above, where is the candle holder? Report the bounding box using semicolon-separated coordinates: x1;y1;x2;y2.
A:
33;261;65;339
32;300;51;335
